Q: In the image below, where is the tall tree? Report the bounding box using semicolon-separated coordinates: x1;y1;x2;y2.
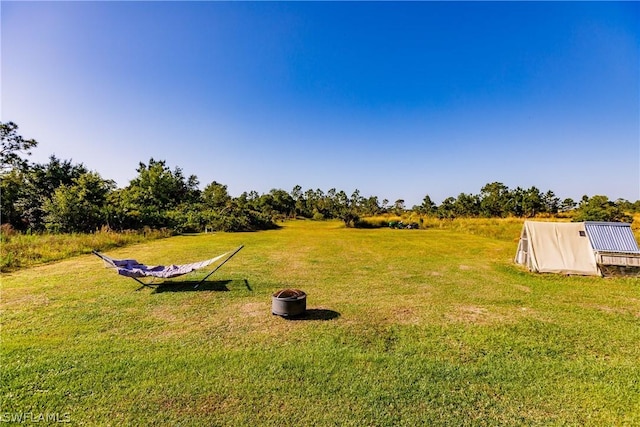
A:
0;169;25;227
362;195;381;216
437;197;456;219
129;159;199;209
117;159;200;228
522;186;544;217
393;199;406;216
454;193;480;217
480;182;510;217
291;185;306;217
506;187;525;217
560;198;576;212
259;189;295;218
301;189;324;218
334;190;358;227
0;122;38;172
8;156;88;231
202;181;231;210
43;172;115;233
419;194;437;215
542;190;560;214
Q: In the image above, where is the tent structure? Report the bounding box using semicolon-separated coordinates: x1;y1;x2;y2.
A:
514;221;640;276
93;245;244;288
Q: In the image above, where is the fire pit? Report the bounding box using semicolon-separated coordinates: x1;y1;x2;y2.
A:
272;289;307;317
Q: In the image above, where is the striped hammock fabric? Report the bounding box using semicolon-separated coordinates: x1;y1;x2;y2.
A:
93;246;243;279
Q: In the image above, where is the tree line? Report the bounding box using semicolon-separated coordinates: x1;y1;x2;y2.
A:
1;122;637;233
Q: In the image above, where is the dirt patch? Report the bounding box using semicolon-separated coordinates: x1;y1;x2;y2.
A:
160;394;240;415
581;303;639;317
149;306;207;339
239;302;266;317
445;304;537;325
151;306;182;323
217;301;277;336
1;293;51;309
447;305;490;323
392;307;421;324
459;264;490;271
514;285;531;293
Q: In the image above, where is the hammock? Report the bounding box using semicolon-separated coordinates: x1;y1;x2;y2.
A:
92;245;244;289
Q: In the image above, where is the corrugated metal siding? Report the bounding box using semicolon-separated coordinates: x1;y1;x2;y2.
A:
584;222;640;253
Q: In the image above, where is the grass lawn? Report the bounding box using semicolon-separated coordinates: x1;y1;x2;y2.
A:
1;220;639;426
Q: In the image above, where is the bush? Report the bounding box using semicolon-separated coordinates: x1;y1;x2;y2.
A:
203;208;278;232
354;218;387;228
573;196;633;223
0;228;173;272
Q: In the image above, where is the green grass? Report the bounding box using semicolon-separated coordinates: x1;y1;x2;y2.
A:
0;227;172;272
1;220;639;426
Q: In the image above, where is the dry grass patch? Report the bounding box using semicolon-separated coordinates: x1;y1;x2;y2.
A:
580;303;640;318
446;304;496;324
513;284;532;293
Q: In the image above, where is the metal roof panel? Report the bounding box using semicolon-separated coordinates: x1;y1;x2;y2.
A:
584;222;640;253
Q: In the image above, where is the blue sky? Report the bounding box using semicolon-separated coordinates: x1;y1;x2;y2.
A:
2;1;639;206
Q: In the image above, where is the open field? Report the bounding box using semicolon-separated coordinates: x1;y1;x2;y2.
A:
1;220;639;426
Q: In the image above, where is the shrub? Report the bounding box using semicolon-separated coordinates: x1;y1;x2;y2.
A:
0;228;172;272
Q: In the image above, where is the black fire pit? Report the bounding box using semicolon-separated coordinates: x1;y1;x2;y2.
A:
272;289;307;317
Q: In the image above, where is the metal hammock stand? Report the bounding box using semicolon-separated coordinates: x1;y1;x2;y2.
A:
92;245;244;290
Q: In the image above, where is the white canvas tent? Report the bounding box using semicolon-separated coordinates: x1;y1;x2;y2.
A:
514;221;600;276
